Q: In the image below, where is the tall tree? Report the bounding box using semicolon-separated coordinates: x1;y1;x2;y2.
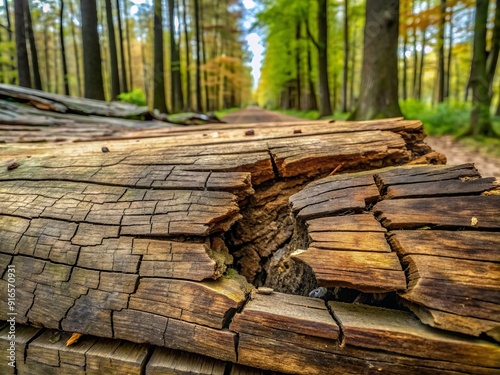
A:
349;0;402;120
105;0;121;99
14;0;31;87
401;0;408;100
123;0;133;90
317;0;332;117
81;0;105;100
168;0;184;112
116;0;128;93
60;0;70;95
468;0;494;136
69;0;82;96
23;0;42;90
182;0;192;111
305;18;318;111
295;21;302;110
445;6;453;100
437;0;446;102
194;0;203;112
341;0;349;112
153;0;168;112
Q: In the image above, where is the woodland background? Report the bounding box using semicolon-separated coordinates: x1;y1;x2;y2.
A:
1;0;499;140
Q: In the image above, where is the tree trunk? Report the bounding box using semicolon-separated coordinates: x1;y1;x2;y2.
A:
54;26;59;93
486;0;500;91
81;0;105;100
305;19;318;111
153;0;168;112
416;27;427;100
349;28;356;111
69;0;82;97
105;0;120;99
295;22;301;110
318;0;332;117
43;19;51;92
445;7;453;100
468;0;493;136
341;0;349;113
182;0;192;111
116;0;128;93
60;0;70;95
194;0;203;112
349;0;402;120
124;0;133;90
411;0;418;98
23;0;42;90
14;0;31;87
402;0;408;101
437;0;446;103
169;0;184;113
4;0;15;84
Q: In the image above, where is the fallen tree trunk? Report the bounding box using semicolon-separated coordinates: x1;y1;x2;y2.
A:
2;113;499;374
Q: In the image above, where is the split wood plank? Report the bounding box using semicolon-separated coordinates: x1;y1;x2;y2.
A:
230;292;499;375
389;230;500;340
0;180;243;237
374;195;500;230
146;347;226;375
292;214;406;292
0;215;231;281
24;329;97;375
0;324;41;375
289;173;380;220
374;164;497;198
0;253;247;361
329;302;500;371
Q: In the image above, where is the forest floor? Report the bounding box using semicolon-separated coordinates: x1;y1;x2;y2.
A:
223;107;500;178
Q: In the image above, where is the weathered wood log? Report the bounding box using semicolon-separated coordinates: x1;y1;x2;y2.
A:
230;292;500;375
7;113;500;373
390;230;500;340
0;83;150;117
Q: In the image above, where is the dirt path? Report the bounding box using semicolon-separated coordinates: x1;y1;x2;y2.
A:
224;107;500;178
223;106;302;124
425;136;500;178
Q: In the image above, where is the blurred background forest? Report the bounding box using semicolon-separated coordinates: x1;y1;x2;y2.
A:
0;0;499;141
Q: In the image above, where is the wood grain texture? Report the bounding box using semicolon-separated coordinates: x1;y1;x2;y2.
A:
374;195;500;229
390;230;500;339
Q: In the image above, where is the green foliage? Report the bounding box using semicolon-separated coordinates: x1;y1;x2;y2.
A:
117;89;147;106
401;99;472;136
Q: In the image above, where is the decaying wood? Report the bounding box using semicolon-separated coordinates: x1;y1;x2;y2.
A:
390;230;500;339
2;110;499;374
230;293;500;375
147;347;226;375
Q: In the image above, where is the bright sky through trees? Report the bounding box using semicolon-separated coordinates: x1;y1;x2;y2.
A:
242;0;263;88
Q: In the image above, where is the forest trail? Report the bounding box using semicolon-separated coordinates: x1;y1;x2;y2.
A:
223;106;303;124
224;107;500;178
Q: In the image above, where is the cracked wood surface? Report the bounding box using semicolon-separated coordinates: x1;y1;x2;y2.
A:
3;110;498;374
290;163;500;343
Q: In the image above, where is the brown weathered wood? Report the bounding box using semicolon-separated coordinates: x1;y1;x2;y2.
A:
0;83;149;117
374;196;500;229
85;339;149;375
329;302;500;369
289;173;380;220
0;324;41;375
146;347;226;375
290;213;406;292
9;114;486;374
389;230;500;339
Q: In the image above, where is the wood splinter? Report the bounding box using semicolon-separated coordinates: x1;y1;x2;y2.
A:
328;163;344;176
